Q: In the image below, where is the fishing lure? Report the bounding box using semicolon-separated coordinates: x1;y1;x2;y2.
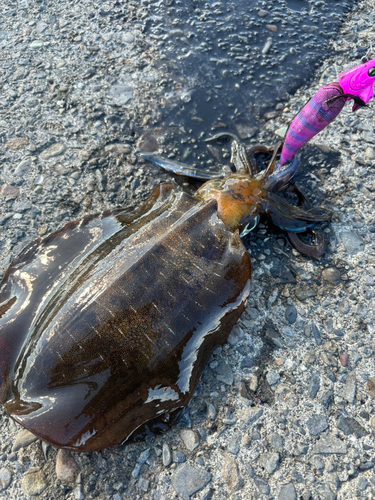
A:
279;57;375;167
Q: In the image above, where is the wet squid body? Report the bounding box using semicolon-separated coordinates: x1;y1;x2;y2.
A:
0;138;328;452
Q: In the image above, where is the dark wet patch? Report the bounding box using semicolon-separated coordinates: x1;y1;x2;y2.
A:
286;0;310;12
141;0;357;165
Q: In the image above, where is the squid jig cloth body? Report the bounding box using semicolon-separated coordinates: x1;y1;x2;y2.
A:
279;57;375;167
279;82;346;167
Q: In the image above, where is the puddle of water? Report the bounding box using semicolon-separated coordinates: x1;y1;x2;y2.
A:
141;0;357;168
286;0;310;12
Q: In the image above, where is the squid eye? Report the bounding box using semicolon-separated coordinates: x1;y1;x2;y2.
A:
368;67;375;77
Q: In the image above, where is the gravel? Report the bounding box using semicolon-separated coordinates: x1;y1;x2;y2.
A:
278;482;297;500
0;469;12;492
170;464;212;500
1;0;375;499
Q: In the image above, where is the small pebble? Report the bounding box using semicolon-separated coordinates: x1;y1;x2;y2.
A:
137;477;149;492
305;415;328;436
269;434;284;453
258;453;279;474
30;40;43;49
73;484;84;500
262;37;272;55
0;468;12;491
266;371;280;387
342;371;356;404
223;455;243;492
322;267;341;286
55;449;78;483
22;468;48;496
337;416;368;438
266;24;278;32
275;126;288;137
357;476;368;491
122;32;135;43
278;483;297;500
239;408;263;426
285;305;297;324
180;429;200;451
313;434;347;454
207;403;217;420
39;143;66;160
132;448;150;479
339;353;349;367
340;231;365;255
254;476;270;495
213;360;234;385
163;443;172;467
4;137;29;151
12;429;38;452
295;287;317;302
173;451;186;464
227;435;241;455
171;464;212;500
366;377;375;400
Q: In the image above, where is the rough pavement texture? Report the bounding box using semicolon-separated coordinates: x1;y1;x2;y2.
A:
1;0;375;499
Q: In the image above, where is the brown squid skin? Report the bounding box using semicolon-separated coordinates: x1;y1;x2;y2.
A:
0;183;251;452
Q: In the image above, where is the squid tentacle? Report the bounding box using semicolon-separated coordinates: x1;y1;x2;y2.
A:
262;155;300;193
260;190;329;231
287;230;327;259
284;184;327;258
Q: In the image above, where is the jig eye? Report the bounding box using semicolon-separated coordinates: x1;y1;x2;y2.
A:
368;67;375;77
